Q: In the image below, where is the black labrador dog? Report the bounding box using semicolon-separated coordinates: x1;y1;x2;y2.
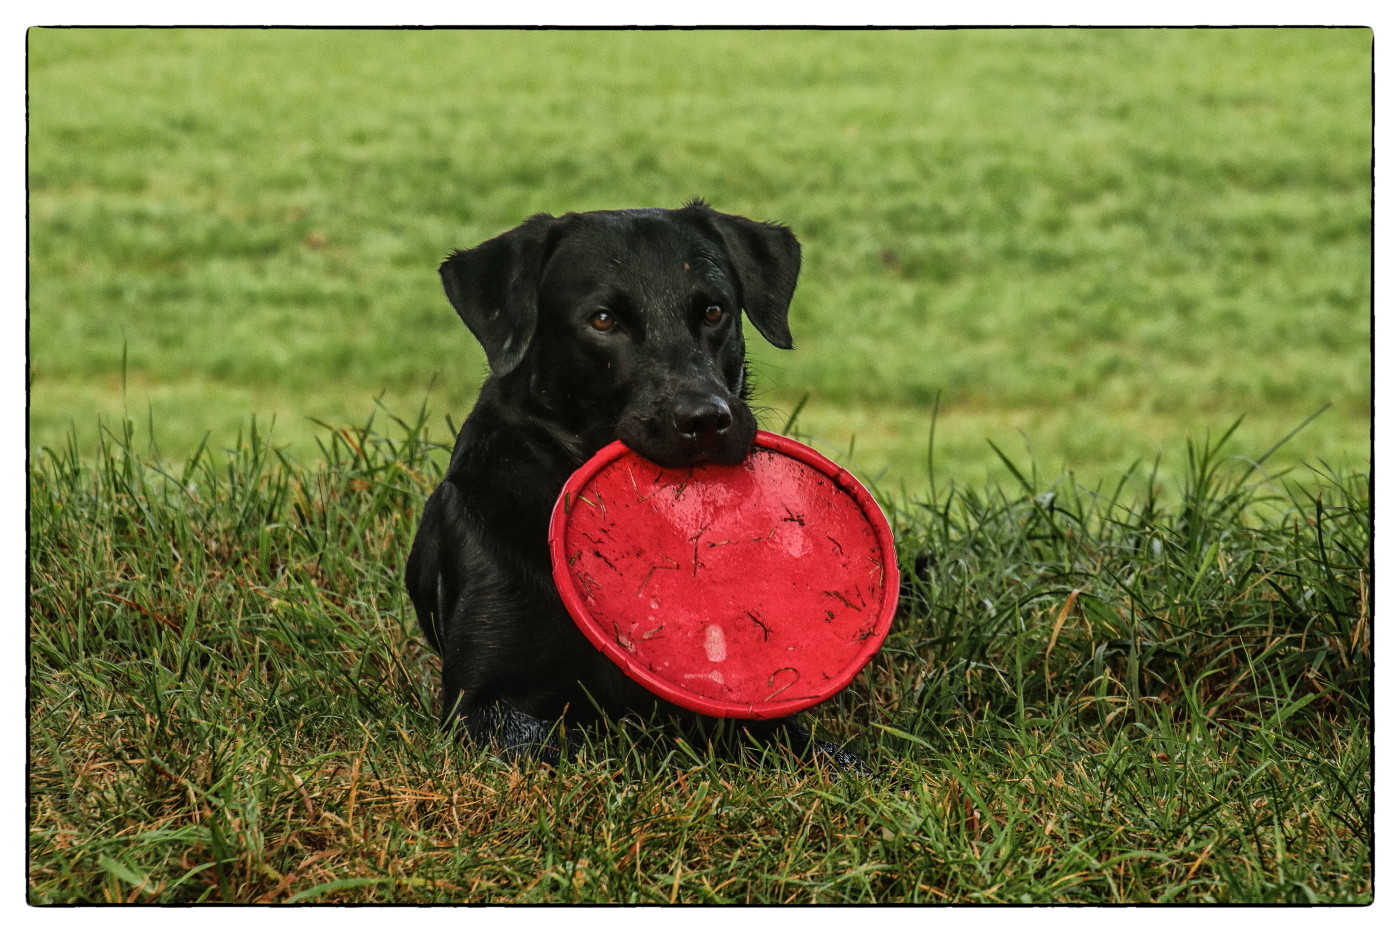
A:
405;201;863;770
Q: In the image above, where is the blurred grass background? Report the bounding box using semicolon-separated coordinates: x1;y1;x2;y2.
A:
27;27;1371;489
26;28;1374;904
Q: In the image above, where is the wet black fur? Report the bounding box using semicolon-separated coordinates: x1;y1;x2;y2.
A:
405;201;864;770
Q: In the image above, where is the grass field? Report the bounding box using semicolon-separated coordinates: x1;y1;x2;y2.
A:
27;27;1372;905
27;27;1371;489
28;412;1370;903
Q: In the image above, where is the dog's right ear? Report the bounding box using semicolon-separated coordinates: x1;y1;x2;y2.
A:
439;213;558;376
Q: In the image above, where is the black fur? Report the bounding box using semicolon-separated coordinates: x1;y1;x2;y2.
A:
406;202;863;770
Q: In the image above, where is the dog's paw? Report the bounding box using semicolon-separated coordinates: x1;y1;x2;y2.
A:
812;739;874;777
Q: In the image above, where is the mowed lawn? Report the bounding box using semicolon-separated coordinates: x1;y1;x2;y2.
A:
27;28;1371;490
27;28;1372;905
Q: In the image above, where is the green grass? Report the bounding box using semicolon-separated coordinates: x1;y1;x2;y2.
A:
27;27;1373;904
26;27;1371;489
27;409;1371;903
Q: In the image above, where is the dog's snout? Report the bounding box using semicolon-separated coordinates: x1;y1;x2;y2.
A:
619;389;753;468
673;395;733;441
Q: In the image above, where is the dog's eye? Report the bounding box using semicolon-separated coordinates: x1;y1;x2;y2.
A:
588;310;618;333
702;305;726;326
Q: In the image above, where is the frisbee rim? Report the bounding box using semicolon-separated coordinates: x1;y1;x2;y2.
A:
548;431;899;719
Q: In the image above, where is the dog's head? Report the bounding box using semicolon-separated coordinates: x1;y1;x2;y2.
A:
439;201;800;468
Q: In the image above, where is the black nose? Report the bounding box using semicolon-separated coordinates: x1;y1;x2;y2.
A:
672;395;733;442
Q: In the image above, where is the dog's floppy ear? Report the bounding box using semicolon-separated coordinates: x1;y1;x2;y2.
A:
681;200;801;350
439;213;558;376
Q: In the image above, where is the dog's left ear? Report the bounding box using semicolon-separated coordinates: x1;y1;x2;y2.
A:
680;201;800;350
439;213;559;376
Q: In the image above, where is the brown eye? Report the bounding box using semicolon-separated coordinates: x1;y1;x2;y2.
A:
588;310;617;332
703;305;726;326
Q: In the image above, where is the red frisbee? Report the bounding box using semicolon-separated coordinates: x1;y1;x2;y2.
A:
548;431;898;719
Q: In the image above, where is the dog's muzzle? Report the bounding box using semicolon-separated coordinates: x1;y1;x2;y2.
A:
618;390;755;469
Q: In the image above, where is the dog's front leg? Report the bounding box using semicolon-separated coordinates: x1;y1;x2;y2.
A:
445;697;582;766
759;717;872;776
